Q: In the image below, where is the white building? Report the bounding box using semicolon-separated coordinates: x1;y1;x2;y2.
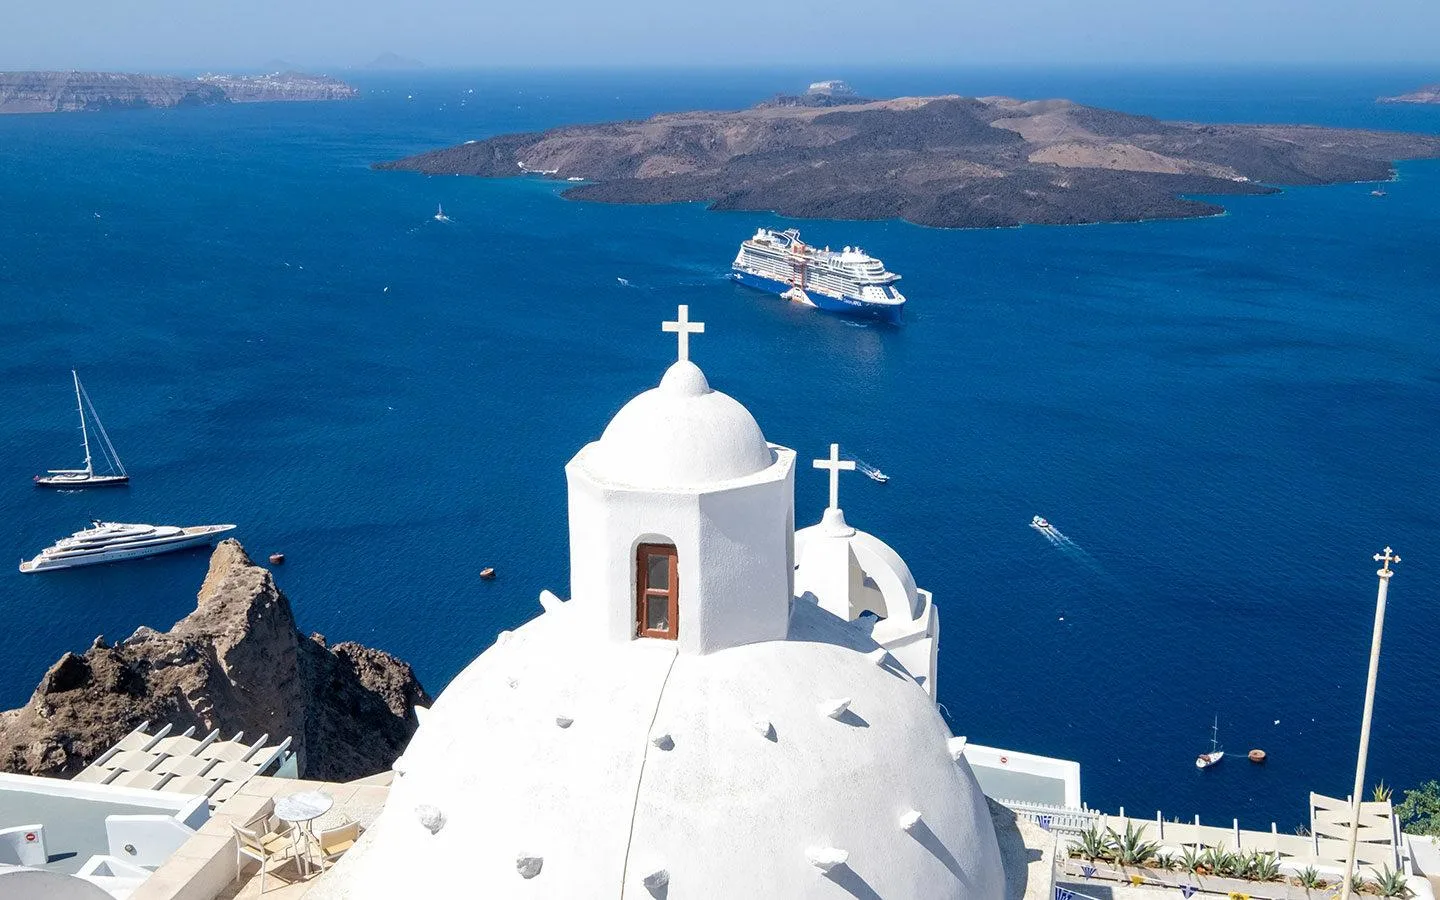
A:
314;306;1068;898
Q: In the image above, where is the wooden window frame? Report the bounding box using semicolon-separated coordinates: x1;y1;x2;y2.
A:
635;543;679;640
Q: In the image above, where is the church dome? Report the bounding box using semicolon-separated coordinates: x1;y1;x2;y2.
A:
585;360;774;489
796;510;922;621
314;600;1006;898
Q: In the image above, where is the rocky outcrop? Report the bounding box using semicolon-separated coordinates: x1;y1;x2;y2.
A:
0;540;428;782
1379;84;1440;104
375;94;1440;229
0;71;357;114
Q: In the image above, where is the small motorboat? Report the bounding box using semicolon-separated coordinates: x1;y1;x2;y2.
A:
1371;189;1387;197
1196;716;1225;769
1031;516;1051;530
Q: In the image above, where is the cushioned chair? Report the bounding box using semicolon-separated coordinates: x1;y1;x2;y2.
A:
311;821;361;871
232;822;297;893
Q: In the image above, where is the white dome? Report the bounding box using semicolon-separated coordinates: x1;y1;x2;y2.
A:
314;600;1005;899
796;509;922;621
584;361;774;489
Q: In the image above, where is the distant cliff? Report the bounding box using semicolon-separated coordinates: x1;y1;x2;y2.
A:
1379;84;1440;105
375;94;1440;229
0;71;358;114
0;540;429;782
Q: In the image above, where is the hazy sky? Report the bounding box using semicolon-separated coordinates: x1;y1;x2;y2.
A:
3;0;1437;71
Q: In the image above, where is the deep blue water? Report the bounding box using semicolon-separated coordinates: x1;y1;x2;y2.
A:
1;66;1438;831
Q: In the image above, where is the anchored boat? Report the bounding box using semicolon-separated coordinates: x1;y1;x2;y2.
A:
20;521;236;573
1196;716;1225;769
731;228;906;323
34;371;129;488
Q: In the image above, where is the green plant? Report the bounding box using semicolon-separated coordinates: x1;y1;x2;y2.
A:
1396;781;1440;838
1249;852;1282;882
1074;823;1112;862
1373;781;1394;802
1296;866;1328;889
1372;866;1412;898
1351;873;1371;895
1108;822;1160;867
1153;852;1177;871
1201;846;1240;878
1180;845;1204;873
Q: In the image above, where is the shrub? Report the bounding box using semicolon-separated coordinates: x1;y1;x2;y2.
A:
1396;781;1440;838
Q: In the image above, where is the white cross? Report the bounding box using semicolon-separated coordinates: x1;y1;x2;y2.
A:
1374;546;1401;577
812;443;855;510
662;305;705;363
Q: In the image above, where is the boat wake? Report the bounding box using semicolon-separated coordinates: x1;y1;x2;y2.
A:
1030;518;1105;573
616;277;634;287
854;459;889;483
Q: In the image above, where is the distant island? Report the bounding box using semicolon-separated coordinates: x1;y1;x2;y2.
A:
1379;84;1440;104
0;70;358;115
375;94;1440;228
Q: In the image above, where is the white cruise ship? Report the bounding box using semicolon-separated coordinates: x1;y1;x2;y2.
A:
731;228;906;322
20;521;237;573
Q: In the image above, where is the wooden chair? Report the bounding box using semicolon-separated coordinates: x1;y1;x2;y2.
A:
310;821;361;871
232;822;298;893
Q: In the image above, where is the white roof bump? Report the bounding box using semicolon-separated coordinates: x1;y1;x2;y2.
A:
516;854;543;879
866;647;888;666
642;868;670;890
900;809;923;832
806;846;849;873
415;804;445;835
753;719;775;740
555;715;574;729
650;732;674;751
819;698;852;720
947;736;968;761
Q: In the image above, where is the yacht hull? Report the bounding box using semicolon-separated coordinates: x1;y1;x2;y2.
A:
731;270;903;323
20;525;236;573
33;474;130;488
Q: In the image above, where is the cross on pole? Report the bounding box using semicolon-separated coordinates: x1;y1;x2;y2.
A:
662;305;705;363
812;443;855;510
1374;546;1400;578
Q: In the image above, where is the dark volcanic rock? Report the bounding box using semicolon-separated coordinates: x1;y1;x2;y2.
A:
374;94;1440;229
0;540;429;781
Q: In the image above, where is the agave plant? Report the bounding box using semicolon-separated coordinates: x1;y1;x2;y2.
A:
1214;849;1242;878
1373;781;1393;803
1372;866;1412;898
1296;866;1329;889
1073;823;1112;862
1180;845;1204;873
1153;852;1178;871
1249;851;1282;882
1351;873;1372;896
1108;822;1160;867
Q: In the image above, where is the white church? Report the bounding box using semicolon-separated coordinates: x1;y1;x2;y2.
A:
313;306;1074;898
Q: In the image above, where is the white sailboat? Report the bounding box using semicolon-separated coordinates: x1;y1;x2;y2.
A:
34;371;129;488
433;203;450;222
1196;716;1225;769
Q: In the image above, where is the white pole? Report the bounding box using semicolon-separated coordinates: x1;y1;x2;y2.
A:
1339;547;1400;900
72;370;92;475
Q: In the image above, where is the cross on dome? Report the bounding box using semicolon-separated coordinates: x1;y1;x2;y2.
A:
813;443;855;510
662;304;705;363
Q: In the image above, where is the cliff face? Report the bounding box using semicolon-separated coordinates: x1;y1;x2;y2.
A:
0;71;357;114
376;94;1440;229
0;540;428;782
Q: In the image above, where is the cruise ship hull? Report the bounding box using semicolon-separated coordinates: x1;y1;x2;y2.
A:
731;270;903;324
20;525;236;573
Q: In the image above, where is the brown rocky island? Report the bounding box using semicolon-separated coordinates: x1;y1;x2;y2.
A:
0;540;428;782
0;70;358;114
376;94;1440;228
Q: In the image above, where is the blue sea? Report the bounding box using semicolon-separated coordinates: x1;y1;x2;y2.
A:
2;66;1438;831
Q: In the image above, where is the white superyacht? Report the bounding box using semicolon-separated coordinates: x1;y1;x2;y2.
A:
20;521;236;573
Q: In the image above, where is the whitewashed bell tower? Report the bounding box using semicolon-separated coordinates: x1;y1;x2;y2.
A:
564;306;797;654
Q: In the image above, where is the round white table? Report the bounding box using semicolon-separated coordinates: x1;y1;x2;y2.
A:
273;790;334;877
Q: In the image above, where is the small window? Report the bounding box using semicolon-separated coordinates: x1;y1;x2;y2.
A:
636;543;679;640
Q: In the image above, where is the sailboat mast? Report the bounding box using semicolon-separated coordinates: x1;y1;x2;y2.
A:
1212;716;1219;752
72;370;93;475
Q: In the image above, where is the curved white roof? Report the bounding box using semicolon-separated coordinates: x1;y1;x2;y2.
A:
796;512;922;621
581;361;774;489
315;600;1005;899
